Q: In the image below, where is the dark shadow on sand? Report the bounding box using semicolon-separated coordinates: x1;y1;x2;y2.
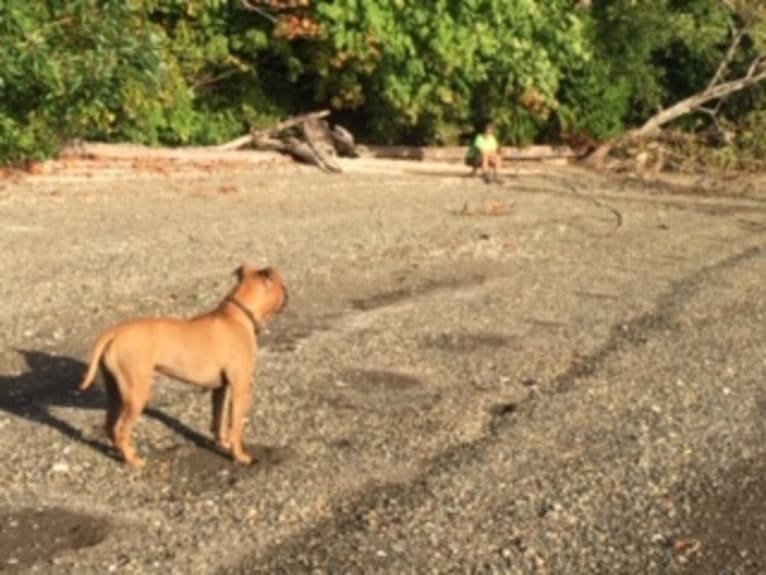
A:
0;349;227;463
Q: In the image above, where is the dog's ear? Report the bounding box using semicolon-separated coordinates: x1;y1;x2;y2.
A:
233;264;251;281
257;267;274;285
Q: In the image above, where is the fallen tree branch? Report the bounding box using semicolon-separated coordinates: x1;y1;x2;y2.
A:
586;59;766;167
216;109;331;151
217;134;256;151
252;133;335;171
746;54;765;78
637;63;766;135
707;27;746;90
301;118;342;172
239;0;279;24
254;109;331;138
584;0;765;169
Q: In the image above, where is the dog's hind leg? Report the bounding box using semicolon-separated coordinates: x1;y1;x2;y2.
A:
101;365;121;444
111;370;152;469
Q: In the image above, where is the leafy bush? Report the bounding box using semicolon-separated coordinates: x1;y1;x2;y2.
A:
0;0;764;164
306;0;594;145
734;106;766;168
0;2;193;158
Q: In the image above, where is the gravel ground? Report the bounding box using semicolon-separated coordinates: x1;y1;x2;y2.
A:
0;157;765;574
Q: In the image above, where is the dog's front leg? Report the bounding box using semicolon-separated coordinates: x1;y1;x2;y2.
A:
227;375;253;465
211;379;231;450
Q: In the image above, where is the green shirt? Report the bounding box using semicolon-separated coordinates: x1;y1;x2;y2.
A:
474;133;498;153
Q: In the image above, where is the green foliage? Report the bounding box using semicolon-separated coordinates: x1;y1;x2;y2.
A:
589;0;732;123
0;1;191;161
0;0;764;164
735;105;766;166
307;0;593;145
554;58;632;141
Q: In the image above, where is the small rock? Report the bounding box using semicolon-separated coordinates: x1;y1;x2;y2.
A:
51;462;70;474
650;533;667;545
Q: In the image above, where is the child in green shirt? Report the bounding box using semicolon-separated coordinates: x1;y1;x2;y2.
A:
466;122;503;183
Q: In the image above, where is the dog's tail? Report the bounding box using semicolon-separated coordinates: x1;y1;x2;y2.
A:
80;328;117;391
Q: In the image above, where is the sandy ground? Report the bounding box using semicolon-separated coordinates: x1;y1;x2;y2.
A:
0;153;765;574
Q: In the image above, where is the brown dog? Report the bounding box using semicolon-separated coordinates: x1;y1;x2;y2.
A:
80;265;288;468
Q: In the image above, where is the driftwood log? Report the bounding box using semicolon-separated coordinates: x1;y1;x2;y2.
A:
330;125;358;158
301;118;342;172
218;110;358;172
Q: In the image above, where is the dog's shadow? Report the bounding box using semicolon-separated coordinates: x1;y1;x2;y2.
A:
0;349;225;463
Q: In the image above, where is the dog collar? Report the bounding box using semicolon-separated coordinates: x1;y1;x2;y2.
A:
225;296;264;335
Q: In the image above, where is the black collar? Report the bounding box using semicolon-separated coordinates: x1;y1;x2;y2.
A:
225;296;264;335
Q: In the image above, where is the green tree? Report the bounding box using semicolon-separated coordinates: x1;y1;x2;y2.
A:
301;0;592;145
0;1;197;163
1;0;764;164
586;0;764;135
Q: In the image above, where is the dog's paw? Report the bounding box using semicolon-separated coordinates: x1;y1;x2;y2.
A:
233;451;253;465
126;455;146;470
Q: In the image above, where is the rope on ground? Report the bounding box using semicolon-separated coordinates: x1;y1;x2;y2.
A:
565;183;624;234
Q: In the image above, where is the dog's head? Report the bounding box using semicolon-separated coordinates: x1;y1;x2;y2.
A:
232;264;288;321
